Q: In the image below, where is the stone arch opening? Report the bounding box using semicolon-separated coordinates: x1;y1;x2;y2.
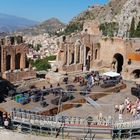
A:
25;55;29;68
132;69;140;79
62;36;66;42
6;55;11;71
15;53;21;69
95;49;98;59
86;47;90;71
113;53;124;73
76;46;80;63
71;52;74;64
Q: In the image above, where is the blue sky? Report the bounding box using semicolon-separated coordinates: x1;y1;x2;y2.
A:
0;0;109;23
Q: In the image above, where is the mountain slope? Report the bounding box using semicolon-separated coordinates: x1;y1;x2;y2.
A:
70;0;140;37
0;13;38;32
18;18;66;35
72;0;128;23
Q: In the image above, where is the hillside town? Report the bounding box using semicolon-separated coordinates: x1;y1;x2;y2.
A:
24;34;59;60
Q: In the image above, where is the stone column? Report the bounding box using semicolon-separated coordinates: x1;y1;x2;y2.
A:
20;53;26;69
63;44;67;65
83;46;86;71
77;46;80;63
74;46;77;64
80;45;82;63
67;45;70;66
1;49;6;72
11;54;15;70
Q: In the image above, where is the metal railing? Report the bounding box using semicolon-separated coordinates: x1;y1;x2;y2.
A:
8;109;140;139
11;110;114;129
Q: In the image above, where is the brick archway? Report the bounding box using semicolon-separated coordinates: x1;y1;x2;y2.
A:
131;69;140;79
6;55;11;71
86;47;90;71
15;53;21;69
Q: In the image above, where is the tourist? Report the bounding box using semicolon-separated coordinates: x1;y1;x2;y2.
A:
87;73;94;91
79;76;83;86
98;112;103;121
4;118;9;129
135;97;140;105
126;101;132;113
130;105;137;117
124;97;130;107
119;103;125;114
115;105;119;112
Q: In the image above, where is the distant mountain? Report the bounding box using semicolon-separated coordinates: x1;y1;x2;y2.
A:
0;13;38;33
18;18;66;36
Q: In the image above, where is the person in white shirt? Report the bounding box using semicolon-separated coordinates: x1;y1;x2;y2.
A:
4;119;9;129
124;97;130;107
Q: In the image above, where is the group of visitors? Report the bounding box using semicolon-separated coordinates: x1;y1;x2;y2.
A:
115;97;140;120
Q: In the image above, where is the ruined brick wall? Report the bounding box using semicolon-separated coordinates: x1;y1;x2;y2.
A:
56;20;140;81
2;69;36;82
99;37;127;66
0;36;36;82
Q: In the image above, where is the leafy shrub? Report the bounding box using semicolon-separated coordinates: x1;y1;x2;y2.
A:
31;55;56;71
100;22;119;37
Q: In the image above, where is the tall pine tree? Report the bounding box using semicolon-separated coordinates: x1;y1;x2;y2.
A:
129;17;135;38
134;21;140;37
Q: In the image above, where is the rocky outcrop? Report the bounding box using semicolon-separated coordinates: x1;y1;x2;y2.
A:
117;0;140;37
71;0;140;37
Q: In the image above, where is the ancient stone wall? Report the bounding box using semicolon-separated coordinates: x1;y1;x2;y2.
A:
99;37;127;66
56;20;140;80
0;36;36;82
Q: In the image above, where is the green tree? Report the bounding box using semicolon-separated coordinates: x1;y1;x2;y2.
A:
134;21;140;37
99;22;119;37
31;55;56;71
129;17;135;38
28;44;34;48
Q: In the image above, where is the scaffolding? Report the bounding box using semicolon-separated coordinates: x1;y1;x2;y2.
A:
10;108;140;139
11;109;113;138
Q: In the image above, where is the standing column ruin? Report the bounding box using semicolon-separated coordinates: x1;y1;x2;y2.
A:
83;45;86;71
74;46;77;64
20;53;26;69
67;45;70;66
11;54;15;71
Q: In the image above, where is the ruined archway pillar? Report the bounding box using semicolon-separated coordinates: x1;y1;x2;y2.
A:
11;55;15;70
67;45;70;66
63;44;67;65
80;45;83;63
74;46;77;64
83;46;86;71
77;46;80;63
1;50;6;72
20;53;26;69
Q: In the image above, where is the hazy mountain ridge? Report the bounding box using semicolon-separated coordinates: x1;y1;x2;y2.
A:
0;13;38;33
18;18;66;36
